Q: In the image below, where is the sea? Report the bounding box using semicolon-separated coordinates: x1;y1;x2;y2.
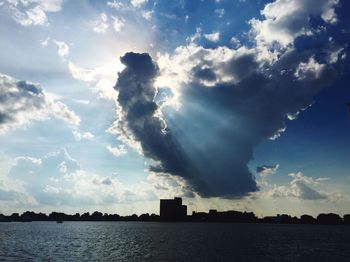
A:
0;222;349;262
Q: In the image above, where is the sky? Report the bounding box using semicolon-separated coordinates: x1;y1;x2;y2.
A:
0;0;349;217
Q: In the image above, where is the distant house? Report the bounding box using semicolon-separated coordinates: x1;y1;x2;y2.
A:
160;197;187;221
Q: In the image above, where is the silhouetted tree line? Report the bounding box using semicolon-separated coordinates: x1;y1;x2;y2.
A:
1;210;350;224
0;211;159;222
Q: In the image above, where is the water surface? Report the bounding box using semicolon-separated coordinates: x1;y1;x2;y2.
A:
0;222;349;261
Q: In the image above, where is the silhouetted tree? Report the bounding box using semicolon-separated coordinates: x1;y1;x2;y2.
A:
317;213;342;224
343;214;350;224
300;215;316;224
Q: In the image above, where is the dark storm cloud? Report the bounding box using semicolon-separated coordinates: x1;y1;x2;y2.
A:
115;52;208;195
112;0;348;198
113;41;342;198
168;44;337;197
193;66;217;82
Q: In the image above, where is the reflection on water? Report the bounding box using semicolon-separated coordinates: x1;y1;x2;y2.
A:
0;222;349;261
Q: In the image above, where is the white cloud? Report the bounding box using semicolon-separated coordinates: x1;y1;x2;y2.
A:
294;57;325;80
15;156;42;166
91;13;127;34
107;145;127;157
215;8;224;18
328;46;345;64
40;37;50;46
92;13;109;33
321;5;338;24
267;172;328;200
257;164;279;177
68;61;121;100
51;101;81;126
72;130;94;141
35;0;63;12
186;27;202;43
107;118;143;154
146;172;195;198
289;173;329;200
204;32;220;42
40;38;70;59
131;0;147;8
230;37;241;48
53;40;69;57
0;73;80;134
141;10;153;21
2;0;63;26
0;149;159;207
95;78;117;100
111;16;125;32
68;62;98;82
316;177;330;182
73;99;90;105
107;0;123;9
249;0;339;48
22;6;46;25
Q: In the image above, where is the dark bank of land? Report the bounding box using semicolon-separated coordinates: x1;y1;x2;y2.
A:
1;198;349;225
1;210;350;225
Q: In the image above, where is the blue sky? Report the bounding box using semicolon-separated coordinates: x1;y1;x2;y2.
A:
0;0;349;217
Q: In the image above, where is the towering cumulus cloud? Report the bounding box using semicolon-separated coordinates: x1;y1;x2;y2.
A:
113;0;347;198
114;53;206;195
114;52;260;197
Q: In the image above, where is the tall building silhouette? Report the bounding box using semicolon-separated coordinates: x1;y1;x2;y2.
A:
160;197;187;221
